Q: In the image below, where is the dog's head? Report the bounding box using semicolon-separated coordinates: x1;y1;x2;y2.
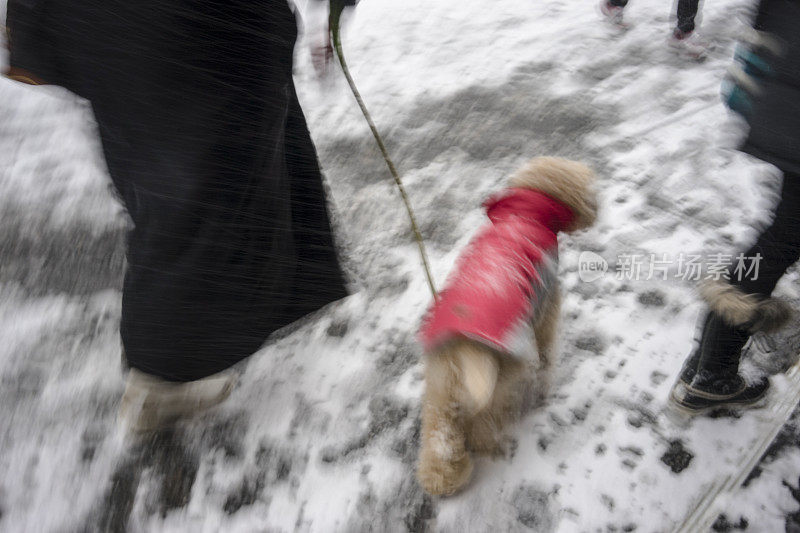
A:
508;157;597;233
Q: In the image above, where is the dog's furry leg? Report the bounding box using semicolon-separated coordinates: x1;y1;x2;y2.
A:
533;288;560;369
417;348;475;496
531;288;561;405
465;355;526;455
466;290;561;455
453;340;499;414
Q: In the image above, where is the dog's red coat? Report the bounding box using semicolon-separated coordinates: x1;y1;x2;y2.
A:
420;188;575;356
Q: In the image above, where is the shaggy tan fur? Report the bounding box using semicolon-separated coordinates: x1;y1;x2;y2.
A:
417;157;594;496
700;279;792;333
509;157;597;232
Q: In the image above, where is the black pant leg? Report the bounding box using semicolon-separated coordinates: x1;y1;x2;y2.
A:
733;172;800;296
676;0;701;33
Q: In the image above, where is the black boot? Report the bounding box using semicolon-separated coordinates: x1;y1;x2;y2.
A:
670;375;770;414
676;348;701;386
676;313;748;385
669;313;769;414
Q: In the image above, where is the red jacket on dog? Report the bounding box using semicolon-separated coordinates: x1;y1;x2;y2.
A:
420;187;575;360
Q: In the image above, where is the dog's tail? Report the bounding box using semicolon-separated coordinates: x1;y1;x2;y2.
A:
453;343;499;414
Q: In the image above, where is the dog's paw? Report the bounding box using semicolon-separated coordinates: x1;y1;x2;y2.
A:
417;451;473;496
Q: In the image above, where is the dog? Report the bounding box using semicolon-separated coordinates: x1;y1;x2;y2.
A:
416;157;597;495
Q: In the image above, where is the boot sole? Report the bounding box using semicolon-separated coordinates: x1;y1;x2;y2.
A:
667;386;769;417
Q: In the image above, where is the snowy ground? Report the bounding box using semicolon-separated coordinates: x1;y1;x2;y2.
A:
1;0;799;531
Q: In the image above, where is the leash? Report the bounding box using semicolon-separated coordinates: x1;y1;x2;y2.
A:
328;1;439;300
327;7;798;529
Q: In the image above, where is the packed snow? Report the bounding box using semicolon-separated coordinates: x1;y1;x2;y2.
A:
1;0;799;531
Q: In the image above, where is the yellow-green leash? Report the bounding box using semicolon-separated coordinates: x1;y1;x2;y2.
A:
329;2;439;300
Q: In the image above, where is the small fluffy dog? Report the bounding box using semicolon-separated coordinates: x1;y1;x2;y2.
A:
416;157;597;495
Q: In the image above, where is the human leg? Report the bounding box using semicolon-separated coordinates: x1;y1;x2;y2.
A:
672;172;800;412
676;0;701;34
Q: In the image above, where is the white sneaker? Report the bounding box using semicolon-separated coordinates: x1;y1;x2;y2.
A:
119;368;236;433
599;0;627;28
669;30;712;60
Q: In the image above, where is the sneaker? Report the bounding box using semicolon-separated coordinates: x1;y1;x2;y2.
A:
119;368;237;433
669;374;769;415
669;29;712;60
599;0;627;28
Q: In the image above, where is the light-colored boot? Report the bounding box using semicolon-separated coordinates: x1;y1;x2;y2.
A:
119;368;236;433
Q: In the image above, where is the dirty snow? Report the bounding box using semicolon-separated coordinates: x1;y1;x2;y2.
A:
1;0;799;531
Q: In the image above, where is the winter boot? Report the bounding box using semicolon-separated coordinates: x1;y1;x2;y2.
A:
669;29;712;60
699;280;792;335
670;374;770;414
669;280;791;414
119;368;237;433
675;312;749;386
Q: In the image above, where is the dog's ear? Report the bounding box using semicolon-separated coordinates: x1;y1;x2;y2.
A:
509;157;598;232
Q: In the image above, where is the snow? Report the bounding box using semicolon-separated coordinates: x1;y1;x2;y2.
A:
2;0;800;531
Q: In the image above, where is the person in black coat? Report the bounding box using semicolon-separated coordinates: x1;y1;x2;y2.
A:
669;0;800;414
5;0;354;430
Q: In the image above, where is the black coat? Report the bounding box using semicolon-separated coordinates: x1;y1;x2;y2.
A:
738;0;800;175
7;0;349;381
